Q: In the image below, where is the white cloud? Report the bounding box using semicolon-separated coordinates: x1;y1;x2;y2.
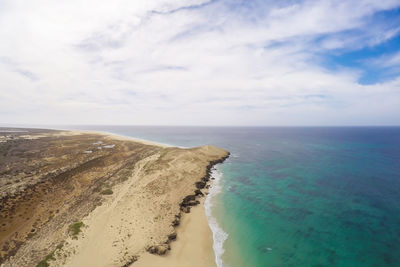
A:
372;51;400;67
0;0;400;126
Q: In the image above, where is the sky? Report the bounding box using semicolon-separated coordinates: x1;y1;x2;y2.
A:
1;0;400;126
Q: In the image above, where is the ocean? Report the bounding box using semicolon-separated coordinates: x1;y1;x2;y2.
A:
65;126;400;266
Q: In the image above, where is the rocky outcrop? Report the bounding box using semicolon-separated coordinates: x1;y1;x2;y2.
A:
195;181;206;189
194;189;204;196
146;244;170;255
180;195;200;210
154;151;230;257
167;231;177;241
182;152;230;209
171;214;180;226
181;206;191;213
178;152;230;215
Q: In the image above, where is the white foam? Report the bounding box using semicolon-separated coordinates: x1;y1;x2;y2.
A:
205;165;228;267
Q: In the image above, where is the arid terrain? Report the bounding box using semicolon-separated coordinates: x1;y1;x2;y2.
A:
0;128;229;267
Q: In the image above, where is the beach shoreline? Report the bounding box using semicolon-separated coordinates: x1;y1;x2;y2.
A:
72;129;225;266
52;131;229;267
69;129;171;148
76;129;222;266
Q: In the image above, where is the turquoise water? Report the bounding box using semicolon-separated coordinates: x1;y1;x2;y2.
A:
67;126;400;266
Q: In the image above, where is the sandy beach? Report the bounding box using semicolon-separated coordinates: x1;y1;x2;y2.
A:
135;198;216;267
0;128;228;267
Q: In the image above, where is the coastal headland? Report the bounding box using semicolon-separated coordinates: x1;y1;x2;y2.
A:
0;128;229;267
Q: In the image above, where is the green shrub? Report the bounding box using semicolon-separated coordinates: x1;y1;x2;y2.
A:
69;221;84;239
101;188;113;195
36;251;55;267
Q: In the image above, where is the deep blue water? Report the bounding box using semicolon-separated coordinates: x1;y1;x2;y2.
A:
66;126;400;266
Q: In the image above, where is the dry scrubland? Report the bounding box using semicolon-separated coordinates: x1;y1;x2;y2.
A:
0;128;229;267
